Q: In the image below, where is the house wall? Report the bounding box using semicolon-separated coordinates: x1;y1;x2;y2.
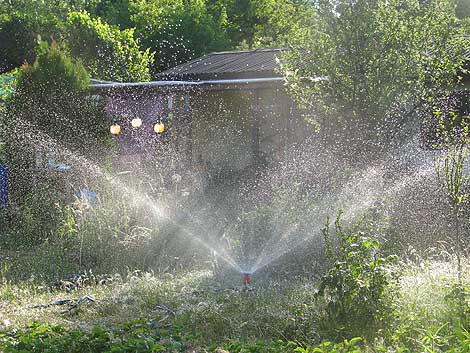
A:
186;87;310;171
191;90;252;170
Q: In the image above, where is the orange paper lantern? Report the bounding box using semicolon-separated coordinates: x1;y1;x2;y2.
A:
110;123;121;135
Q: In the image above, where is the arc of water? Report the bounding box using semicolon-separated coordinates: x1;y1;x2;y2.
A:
251;150;436;273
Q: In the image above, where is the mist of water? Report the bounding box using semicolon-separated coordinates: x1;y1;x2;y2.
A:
8;97;452;279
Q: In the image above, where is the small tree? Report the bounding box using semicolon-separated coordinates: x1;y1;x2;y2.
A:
282;0;469;160
316;212;398;341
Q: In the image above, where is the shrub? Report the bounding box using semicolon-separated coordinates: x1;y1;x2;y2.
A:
315;212;399;341
15;184;65;245
4;41;109;201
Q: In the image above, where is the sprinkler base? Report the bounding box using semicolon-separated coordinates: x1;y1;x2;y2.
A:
242;273;251;286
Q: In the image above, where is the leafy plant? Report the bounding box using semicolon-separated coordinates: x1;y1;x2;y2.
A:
0;14;38;73
292;337;363;353
315;212;398;341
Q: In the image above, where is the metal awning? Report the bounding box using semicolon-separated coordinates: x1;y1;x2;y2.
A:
89;77;288;92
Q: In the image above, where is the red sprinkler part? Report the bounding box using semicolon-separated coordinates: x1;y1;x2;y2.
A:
243;273;251;285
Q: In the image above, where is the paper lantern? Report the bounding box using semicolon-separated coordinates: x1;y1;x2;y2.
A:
110;123;121;135
154;123;165;134
131;118;142;128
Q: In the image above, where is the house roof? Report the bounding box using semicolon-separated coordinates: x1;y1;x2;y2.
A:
158;48;285;80
91;48;291;92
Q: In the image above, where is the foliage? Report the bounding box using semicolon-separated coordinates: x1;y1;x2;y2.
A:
315;212;398;341
282;0;469;157
0;320;365;353
216;0;317;49
434;110;470;210
0;0;71;74
129;0;316;73
0;0;318;77
92;0;133;29
0;0;91;73
432;98;470;319
392;258;470;352
15;185;66;245
0;69;19;102
64;196;159;273
1;321;470;353
0;1;150;81
63;10;154;82
9;183;210;274
292;338;364;353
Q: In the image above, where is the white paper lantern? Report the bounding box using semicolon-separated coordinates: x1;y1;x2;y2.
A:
131;118;142;128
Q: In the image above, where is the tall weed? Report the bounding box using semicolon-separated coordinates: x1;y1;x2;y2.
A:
315;212;398;341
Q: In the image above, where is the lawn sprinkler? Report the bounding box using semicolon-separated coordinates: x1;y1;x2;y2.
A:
242;272;252;288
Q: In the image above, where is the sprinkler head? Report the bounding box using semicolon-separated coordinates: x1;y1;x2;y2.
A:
242;273;251;285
